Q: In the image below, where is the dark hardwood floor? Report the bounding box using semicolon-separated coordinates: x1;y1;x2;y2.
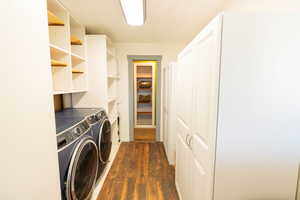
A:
97;142;179;200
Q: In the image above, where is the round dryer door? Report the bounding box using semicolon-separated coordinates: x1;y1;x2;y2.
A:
99;119;112;163
66;137;98;200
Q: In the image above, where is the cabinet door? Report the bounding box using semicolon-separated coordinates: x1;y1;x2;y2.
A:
176;49;194;129
190;16;222;200
188;149;209;200
175;15;222;200
176;118;211;200
167;63;176;165
175;119;190;200
163;66;169;158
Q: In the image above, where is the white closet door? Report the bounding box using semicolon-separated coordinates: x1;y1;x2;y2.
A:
175;46;194;200
163;67;169;156
188;149;209;200
176;49;193;129
175;15;221;200
190;16;222;200
175;119;190;200
167;63;176;164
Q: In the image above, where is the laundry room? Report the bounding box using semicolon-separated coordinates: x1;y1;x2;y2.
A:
2;0;300;200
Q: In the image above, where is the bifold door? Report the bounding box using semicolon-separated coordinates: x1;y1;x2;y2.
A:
175;15;222;200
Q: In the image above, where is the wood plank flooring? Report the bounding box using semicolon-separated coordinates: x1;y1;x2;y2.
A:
134;128;156;141
97;142;179;200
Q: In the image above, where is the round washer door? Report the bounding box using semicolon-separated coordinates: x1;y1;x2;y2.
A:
66;137;98;200
98;119;112;163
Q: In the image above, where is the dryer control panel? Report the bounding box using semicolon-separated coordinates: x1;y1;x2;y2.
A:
57;120;90;150
86;110;107;125
96;110;107;121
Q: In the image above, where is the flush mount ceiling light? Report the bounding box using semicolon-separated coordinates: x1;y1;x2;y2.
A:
120;0;146;26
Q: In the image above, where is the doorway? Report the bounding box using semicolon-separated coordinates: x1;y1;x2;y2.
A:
134;61;156;141
127;55;162;141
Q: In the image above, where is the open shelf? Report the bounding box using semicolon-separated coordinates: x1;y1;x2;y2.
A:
50;44;69;55
107;75;120;79
48;0;88;94
138;88;152;91
138;102;152;105
70;16;85;58
48;10;64;26
137;111;152;114
72;69;84;74
134;62;155;128
51;59;67;67
136;117;152;125
137;76;152;79
71;53;85;62
70;35;82;45
53;89;87;95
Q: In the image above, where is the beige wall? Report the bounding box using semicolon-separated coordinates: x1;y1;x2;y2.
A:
223;0;300;11
1;1;61;199
115;43;185;141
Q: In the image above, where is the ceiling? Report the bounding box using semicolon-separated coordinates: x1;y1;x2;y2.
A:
61;0;225;43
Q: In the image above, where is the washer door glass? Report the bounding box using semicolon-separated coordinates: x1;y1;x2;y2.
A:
99;119;112;163
69;139;98;200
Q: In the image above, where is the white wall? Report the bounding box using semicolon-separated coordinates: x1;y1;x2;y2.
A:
221;2;300;199
214;13;300;199
223;0;300;11
115;43;184;141
1;1;61;199
221;1;300;197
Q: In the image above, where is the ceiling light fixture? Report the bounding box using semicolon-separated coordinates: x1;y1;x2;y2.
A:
120;0;146;26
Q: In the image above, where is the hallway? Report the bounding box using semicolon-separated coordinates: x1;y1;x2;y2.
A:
97;142;179;200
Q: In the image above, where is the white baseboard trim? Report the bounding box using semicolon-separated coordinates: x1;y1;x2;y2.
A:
175;181;183;200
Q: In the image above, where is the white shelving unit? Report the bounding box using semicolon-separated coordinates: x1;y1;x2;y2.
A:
72;35;120;144
47;0;87;94
106;44;119;145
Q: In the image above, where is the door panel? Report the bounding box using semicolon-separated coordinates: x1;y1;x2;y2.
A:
175;129;190;200
163;67;169;153
163;110;169;153
190;20;221;200
188;150;209;200
176;118;189;145
167;63;176;164
190;28;220;174
176;50;193;129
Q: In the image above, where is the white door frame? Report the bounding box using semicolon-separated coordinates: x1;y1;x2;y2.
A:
127;55;162;141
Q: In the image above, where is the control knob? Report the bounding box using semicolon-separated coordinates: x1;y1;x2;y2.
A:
74;127;81;136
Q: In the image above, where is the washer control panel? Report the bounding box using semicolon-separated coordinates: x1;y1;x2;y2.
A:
57;120;90;150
